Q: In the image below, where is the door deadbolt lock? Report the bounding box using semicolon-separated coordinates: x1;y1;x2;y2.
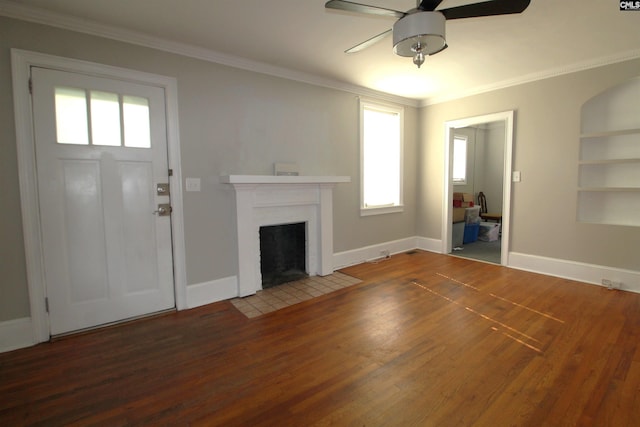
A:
157;183;170;196
153;203;172;216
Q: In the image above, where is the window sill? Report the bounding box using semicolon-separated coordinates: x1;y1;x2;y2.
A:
360;205;404;217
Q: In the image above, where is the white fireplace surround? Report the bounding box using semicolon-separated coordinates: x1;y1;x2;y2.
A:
221;175;350;297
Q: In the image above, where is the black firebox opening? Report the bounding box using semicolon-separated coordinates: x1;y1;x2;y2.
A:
259;222;307;289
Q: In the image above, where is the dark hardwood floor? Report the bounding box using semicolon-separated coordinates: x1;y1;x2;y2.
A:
1;250;639;426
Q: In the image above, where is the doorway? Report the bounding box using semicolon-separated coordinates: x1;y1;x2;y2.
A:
442;111;514;265
31;66;176;335
12;50;187;342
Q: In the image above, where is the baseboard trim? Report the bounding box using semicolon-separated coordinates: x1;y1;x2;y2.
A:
5;246;636;355
0;317;34;353
186;276;238;309
333;237;418;270
509;252;640;294
415;236;442;253
335;237;640;294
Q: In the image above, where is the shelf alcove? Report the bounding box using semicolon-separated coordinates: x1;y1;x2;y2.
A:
578;77;640;226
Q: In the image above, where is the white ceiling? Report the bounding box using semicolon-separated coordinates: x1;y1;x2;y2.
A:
2;0;640;103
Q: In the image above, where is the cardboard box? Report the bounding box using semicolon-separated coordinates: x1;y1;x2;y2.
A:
453;207;466;223
454;192;474;202
453;192;474;209
453;200;474;208
453;206;481;223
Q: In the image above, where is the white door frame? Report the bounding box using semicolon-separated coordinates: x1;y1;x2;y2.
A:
442;110;514;266
11;49;188;343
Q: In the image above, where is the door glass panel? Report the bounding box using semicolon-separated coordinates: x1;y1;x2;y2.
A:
90;91;122;146
55;87;89;145
54;88;151;149
123;95;151;148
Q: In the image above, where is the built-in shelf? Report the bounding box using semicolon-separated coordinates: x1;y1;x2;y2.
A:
577;77;640;226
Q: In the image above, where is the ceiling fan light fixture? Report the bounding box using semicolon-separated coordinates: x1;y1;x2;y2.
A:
393;12;446;67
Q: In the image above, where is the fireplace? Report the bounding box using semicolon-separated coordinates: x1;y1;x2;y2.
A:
221;175;350;296
260;222;307;288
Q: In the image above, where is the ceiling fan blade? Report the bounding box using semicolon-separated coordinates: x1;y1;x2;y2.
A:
440;0;531;20
325;0;406;19
418;0;445;11
345;29;392;53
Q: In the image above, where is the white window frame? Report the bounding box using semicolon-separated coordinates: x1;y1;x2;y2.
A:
452;135;468;185
359;98;404;216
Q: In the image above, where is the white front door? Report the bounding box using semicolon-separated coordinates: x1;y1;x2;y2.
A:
31;67;175;335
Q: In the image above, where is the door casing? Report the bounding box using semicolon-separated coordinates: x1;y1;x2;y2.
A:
11;49;187;343
442;110;515;265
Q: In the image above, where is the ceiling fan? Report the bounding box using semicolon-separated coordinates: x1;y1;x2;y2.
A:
325;0;531;68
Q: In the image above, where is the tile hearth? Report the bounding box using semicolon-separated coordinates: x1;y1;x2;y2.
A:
230;272;362;318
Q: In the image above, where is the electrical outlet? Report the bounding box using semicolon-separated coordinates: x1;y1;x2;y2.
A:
185;177;201;192
602;279;622;290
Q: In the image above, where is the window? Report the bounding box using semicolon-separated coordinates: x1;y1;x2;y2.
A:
54;86;151;148
360;99;403;215
452;135;467;185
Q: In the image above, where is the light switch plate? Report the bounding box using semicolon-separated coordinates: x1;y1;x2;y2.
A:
512;171;521;182
185;177;201;192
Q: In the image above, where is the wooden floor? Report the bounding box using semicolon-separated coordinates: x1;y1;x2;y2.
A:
2;250;639;426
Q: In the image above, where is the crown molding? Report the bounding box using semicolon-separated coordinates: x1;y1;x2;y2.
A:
2;0;638;110
420;49;640;106
0;0;419;108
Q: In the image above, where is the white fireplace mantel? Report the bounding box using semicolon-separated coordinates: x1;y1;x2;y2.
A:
221;175;350;296
220;175;351;185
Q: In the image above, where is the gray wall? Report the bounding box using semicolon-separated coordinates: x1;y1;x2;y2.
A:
418;58;640;270
2;15;638;325
0;16;418;322
478;122;506;214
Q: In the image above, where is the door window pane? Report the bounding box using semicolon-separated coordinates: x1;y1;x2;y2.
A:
90;91;121;146
54;87;151;149
55;87;89;145
123;96;151;148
